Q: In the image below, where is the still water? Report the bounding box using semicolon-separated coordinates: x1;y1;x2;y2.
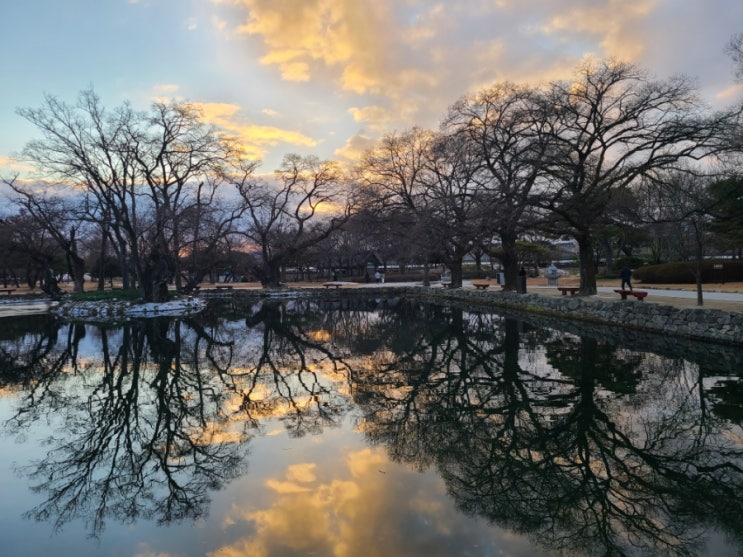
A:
0;296;742;557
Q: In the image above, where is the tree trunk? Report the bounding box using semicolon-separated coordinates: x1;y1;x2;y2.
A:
449;255;464;288
500;231;520;292
576;232;598;295
261;256;284;289
694;224;705;306
97;233;107;291
70;254;86;295
603;236;615;275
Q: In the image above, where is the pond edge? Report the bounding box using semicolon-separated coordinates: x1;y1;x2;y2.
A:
199;285;743;347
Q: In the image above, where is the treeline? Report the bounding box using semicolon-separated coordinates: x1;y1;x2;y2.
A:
2;59;742;300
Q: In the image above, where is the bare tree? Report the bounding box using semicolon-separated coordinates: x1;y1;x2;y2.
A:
421;128;490;287
14;90;246;301
538;60;734;294
726;33;743;82
445;83;548;290
232;154;353;288
3;177;88;296
0;209;60;289
356;128;440;284
635;169;716;305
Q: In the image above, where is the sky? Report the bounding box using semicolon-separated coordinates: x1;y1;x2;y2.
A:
1;0;742;178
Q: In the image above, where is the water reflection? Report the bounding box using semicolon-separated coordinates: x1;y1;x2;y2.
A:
0;298;741;556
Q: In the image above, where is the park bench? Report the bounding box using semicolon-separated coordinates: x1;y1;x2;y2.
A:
614;289;648;301
323;282;343;289
0;288;16;295
557;286;580;296
215;284;233;290
472;282;491;290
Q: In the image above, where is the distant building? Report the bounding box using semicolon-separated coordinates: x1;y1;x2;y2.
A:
551;238;579;259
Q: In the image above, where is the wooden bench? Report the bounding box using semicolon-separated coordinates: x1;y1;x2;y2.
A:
614;289;648;301
323;282;342;289
557;286;580;296
472;282;490;290
0;288;16;295
215;284;233;290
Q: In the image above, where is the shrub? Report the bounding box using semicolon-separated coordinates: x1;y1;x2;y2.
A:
346;271;443;283
68;288;142;301
632;260;743;284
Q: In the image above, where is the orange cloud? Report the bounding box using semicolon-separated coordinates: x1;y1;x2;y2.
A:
715;84;743;102
539;0;657;62
334;132;377;163
192;102;317;160
0;156;37;175
208;447;443;557
218;0;394;94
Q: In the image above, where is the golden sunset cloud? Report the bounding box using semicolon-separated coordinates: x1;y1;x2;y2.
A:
192;101;317;160
539;0;655;62
221;0;395;95
208;447;438;557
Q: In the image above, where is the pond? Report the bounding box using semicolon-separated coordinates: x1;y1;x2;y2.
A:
1;296;742;557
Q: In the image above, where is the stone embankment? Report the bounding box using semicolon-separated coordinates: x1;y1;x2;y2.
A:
200;285;743;346
427;288;743;346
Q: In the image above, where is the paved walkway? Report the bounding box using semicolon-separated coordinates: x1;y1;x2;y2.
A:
2;280;742;315
311;280;743;312
512;283;743;312
331;280;742;312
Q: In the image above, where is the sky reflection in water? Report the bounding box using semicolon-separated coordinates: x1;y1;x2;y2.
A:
0;297;742;557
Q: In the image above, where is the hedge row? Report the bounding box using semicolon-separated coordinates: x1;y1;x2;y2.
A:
632;260;743;284
346;271;444;283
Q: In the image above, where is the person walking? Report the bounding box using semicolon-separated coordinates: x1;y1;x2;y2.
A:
518;267;527;294
620;266;633;291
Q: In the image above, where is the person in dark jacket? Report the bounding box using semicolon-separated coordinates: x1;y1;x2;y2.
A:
620;266;633;291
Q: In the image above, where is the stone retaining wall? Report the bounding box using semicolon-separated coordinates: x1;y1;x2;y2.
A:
420;287;743;346
200;286;743;346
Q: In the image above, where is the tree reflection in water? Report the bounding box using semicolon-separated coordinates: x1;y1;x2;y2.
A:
0;297;741;555
347;302;743;557
2;302;354;537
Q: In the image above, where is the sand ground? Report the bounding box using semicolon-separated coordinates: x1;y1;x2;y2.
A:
2;277;742;313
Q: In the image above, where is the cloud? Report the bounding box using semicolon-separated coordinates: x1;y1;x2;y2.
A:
0;156;37;175
192;102;317;160
134;543;176;557
211;15;228;31
151;83;182;103
538;0;656;62
348;105;396;131
196;0;743;165
212;1;596;143
206;444;528;557
208;448;453;557
715;83;743;102
333;132;377;163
